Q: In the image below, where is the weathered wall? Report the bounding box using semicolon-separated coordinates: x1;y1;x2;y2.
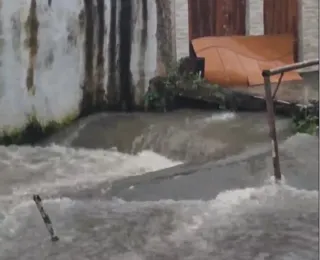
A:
299;0;319;61
0;0;175;133
175;0;319;64
175;0;189;59
246;0;264;35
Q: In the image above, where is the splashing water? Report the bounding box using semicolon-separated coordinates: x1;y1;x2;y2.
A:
0;0;317;258
0;144;181;201
0;182;318;260
0;131;318;260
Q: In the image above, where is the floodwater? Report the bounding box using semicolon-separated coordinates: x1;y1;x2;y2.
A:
0;111;318;260
0;0;318;258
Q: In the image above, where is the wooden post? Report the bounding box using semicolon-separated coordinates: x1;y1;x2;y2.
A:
33;194;59;242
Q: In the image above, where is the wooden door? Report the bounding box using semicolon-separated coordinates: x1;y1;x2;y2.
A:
188;0;247;40
264;0;299;61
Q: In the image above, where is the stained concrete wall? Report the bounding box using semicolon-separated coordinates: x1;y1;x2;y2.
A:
299;0;319;62
175;0;189;60
0;0;175;134
246;0;264;35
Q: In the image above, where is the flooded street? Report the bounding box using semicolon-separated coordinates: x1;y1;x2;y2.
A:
0;0;318;259
0;111;318;260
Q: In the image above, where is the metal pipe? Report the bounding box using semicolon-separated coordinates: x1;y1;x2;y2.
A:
264;76;282;181
272;72;284;100
261;58;319;181
262;59;319;77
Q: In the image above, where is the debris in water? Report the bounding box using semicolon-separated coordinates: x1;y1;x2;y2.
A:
33;194;59;242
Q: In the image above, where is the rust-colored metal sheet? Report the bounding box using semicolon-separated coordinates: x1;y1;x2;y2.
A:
188;0;246;40
191;34;302;87
263;0;299;61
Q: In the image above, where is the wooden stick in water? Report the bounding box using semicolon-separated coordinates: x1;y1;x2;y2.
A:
33;194;59;242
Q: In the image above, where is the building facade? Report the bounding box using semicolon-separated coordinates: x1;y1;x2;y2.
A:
176;0;319;66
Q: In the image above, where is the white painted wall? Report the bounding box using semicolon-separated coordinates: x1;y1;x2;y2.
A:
175;0;189;59
299;0;319;62
0;0;84;132
246;0;264;35
0;0;162;133
129;0;158;105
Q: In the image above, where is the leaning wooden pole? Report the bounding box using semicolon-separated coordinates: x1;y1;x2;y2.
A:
33;194;59;242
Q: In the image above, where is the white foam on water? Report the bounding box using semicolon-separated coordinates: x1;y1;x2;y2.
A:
0;182;317;260
0;133;318;259
0;197;74;239
203;112;237;123
0;145;182;254
0;145;182;203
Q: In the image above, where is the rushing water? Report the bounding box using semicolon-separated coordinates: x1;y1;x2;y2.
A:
0;1;318;259
0;111;318;260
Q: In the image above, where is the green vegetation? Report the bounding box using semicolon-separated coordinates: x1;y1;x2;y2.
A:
144;57;225;112
291;103;319;135
0;111;78;145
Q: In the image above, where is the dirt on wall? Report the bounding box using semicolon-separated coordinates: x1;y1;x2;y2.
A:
25;0;39;96
155;0;175;76
79;0;175;113
25;0;175;113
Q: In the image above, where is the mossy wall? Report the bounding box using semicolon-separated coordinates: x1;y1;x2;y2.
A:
0;0;176;144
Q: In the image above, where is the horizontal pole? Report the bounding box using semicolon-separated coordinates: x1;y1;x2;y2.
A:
262;59;319;77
